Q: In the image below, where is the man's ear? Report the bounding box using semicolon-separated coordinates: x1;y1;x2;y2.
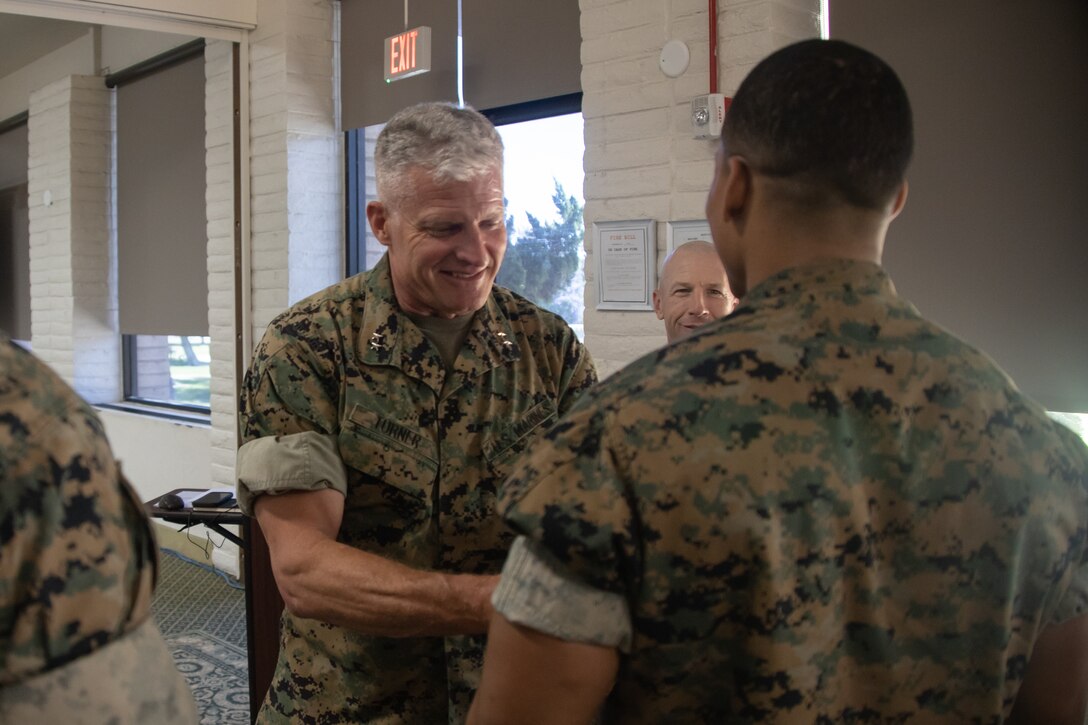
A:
366;201;392;247
652;289;664;320
723;156;752;222
889;181;909;221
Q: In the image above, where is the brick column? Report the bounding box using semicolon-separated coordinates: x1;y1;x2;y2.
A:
27;75;118;402
249;0;342;339
205;39;240;488
206;0;342;488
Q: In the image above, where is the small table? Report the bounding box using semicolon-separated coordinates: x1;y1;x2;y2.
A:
145;487;245;548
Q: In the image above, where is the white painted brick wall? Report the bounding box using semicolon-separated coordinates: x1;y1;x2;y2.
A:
204;39;239;490
204;40;242;582
247;0;342;341
204;0;342;490
27;75;119;401
581;0;820;378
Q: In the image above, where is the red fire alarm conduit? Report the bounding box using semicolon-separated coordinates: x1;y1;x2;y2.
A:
709;0;718;93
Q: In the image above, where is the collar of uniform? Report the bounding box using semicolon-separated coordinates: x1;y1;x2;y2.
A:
740;258;894;311
356;256;433;373
356;255;520;381
453;292;522;378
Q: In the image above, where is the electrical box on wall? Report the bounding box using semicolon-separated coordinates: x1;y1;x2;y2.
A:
692;93;727;138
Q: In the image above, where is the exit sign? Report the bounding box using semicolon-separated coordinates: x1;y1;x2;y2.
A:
384;26;431;82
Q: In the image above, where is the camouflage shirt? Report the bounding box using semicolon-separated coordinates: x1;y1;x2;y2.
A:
500;259;1088;723
239;254;597;723
0;337;196;722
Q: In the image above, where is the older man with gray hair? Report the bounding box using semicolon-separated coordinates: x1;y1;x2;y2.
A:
236;102;597;723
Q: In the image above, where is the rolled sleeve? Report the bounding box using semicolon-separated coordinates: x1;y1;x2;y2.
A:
492;536;632;653
235;431;348;515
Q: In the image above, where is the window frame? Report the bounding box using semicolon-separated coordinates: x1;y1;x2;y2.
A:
111;42;211;417
120;334;212;417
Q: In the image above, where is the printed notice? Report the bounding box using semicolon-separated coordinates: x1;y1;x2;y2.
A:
601;230;646;301
666;220;712;254
595;220;655;310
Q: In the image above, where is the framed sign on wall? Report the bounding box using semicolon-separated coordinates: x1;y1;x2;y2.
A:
666;219;712;254
594;219;655;311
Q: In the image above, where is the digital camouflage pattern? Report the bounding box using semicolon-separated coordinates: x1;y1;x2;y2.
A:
0;617;198;722
0;336;197;722
501;259;1088;723
240;254;597;723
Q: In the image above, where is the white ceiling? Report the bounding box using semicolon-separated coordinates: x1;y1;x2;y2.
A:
0;13;94;78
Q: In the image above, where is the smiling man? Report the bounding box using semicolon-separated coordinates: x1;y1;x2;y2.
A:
653;240;736;343
235;102;596;724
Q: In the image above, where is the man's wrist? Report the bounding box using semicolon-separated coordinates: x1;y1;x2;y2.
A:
441;573;499;633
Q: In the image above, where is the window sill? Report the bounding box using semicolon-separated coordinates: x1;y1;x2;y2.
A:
95;401;211;427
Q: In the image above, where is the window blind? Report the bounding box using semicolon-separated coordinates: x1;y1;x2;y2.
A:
116;50;208;336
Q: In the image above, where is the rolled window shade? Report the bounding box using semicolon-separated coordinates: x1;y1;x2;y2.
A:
341;0;458;130
117;51;208;337
341;0;580;131
461;0;581;113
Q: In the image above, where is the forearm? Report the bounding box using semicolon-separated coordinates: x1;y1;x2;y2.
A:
276;535;498;637
468;537;624;724
255;488;498;637
469;612;617;725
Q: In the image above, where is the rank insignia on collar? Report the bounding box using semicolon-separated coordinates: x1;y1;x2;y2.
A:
369;332;386;350
496;331;514;348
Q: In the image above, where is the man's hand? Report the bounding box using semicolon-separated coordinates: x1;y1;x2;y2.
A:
467;612;618;725
255;488;498;636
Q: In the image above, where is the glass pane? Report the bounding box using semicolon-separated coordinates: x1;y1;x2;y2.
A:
495;113;586;336
129;334;211;408
360;123;386;272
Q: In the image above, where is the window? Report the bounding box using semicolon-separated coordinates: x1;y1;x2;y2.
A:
123;334;211;409
112;44;209;413
345;97;586;335
492;111;585;334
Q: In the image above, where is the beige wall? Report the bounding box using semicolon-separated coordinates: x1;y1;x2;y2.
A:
831;0;1088;412
0;29;96;120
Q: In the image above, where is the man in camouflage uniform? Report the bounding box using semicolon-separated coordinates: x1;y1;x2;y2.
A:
468;40;1088;724
0;335;197;723
236;102;597;722
653;240;737;343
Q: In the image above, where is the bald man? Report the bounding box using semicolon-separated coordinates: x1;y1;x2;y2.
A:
652;240;736;343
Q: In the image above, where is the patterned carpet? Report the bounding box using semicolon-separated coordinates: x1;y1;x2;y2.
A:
152;548;250;724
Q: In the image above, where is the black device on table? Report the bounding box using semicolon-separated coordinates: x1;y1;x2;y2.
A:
146;488;244;548
158;492;185;511
192;490;235;509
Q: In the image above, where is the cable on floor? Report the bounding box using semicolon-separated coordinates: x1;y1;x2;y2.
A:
161;546;245;591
